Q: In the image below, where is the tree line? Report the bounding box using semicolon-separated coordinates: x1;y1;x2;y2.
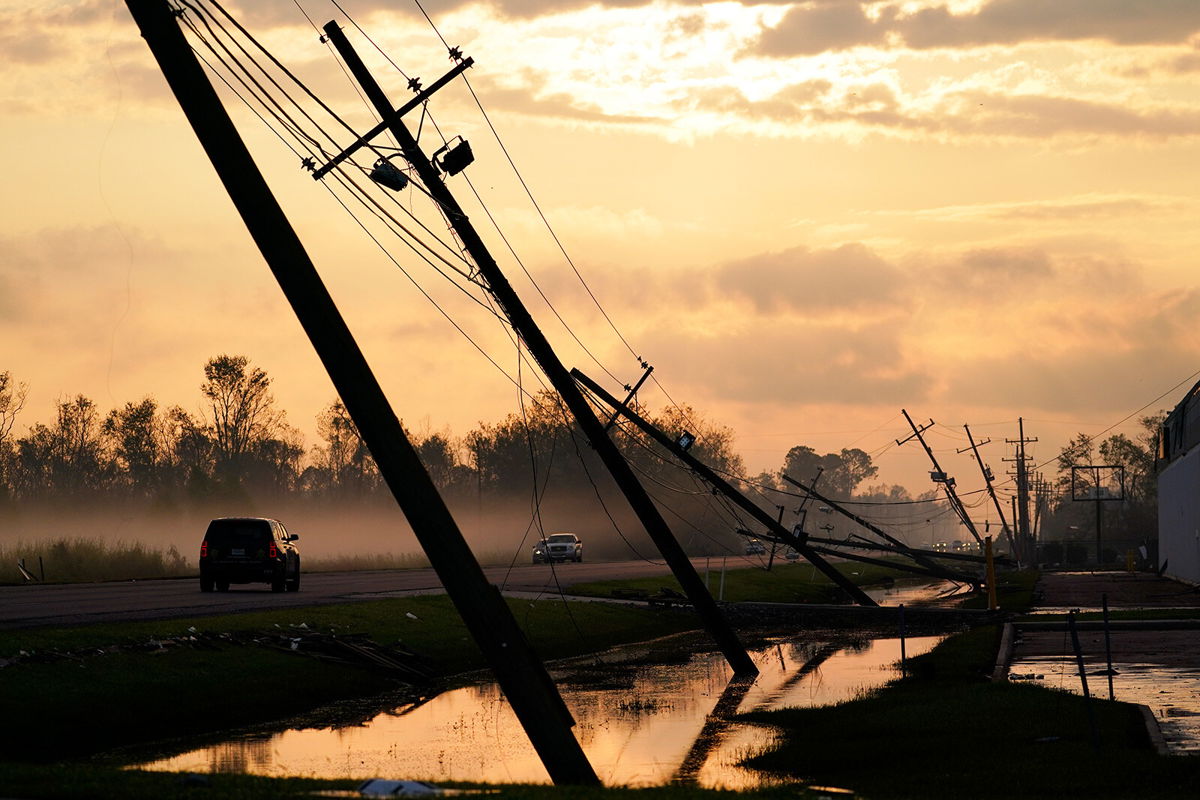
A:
0;356;762;515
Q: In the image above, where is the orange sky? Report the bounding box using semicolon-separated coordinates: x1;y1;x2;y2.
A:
3;0;1200;518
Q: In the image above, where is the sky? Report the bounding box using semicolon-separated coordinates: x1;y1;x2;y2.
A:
3;0;1200;518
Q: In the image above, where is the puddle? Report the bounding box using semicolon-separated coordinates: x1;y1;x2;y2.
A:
864;579;968;606
135;634;942;786
1010;655;1200;754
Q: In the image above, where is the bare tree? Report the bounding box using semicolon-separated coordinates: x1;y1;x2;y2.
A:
200;355;282;480
0;371;27;447
0;371;28;496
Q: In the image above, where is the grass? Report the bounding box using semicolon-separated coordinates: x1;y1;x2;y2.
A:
0;766;827;800
739;623;1200;799
0;595;699;763
959;567;1040;611
0;537;525;585
570;561;918;604
0;537;191;584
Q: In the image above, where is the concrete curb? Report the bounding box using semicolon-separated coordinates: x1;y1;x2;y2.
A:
991;622;1015;682
1138;703;1171;755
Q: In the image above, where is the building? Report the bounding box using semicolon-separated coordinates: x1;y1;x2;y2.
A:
1157;379;1200;585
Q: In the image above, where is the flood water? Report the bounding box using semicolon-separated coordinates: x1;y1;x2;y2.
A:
1010;653;1200;754
137;634;942;787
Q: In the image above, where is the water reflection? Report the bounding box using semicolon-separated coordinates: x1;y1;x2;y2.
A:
137;635;941;787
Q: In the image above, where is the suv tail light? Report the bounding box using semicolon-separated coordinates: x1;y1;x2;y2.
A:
269;542;278;558
200;539;208;558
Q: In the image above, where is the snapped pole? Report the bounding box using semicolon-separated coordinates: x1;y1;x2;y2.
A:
321;21;756;677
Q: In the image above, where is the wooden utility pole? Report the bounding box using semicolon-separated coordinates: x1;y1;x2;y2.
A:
320;22;756;676
573;368;877;606
124;1;598;784
1005;418;1038;562
899;410;981;543
962;425;1019;564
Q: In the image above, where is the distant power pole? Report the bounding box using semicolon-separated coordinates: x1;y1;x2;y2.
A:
961;425;1019;564
1005;418;1038;562
898;409;982;544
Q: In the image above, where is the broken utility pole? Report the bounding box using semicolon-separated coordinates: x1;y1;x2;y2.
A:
320;21;756;676
573;368;877;606
898;409;982;544
780;475;974;582
124;0;597;784
961;424;1020;565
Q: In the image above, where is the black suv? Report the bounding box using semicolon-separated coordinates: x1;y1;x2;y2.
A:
199;517;300;593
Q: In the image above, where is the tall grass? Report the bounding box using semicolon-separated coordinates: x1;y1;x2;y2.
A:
0;538;191;585
0;538;517;584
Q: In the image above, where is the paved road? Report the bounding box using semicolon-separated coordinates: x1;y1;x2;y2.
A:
0;559;687;630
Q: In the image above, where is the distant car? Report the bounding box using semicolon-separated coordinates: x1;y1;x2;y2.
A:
533;533;583;564
785;548;800;561
200;517;300;593
744;539;767;556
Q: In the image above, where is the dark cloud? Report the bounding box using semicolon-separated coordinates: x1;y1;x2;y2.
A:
755;0;1200;57
757;1;886;56
467;72;657;124
715;243;904;315
701;83;1200;140
942;91;1200;139
640;320;931;407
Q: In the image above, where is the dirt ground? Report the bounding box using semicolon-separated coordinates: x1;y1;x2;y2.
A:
1034;570;1200;611
1019;571;1200;666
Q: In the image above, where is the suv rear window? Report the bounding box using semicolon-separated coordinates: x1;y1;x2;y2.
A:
205;519;273;550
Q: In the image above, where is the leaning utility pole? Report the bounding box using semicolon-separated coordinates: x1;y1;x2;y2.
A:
124;0;597;784
1005;418;1038;561
782;476;973;582
899;410;982;544
320;22;755;676
573;369;876;606
961;425;1019;564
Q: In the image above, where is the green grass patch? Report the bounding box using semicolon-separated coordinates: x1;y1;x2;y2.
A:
741;624;1200;799
569;561;916;604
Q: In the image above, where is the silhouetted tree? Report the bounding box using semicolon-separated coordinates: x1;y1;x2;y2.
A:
781;445;878;498
103;398;166;496
200;354;285;487
0;371;27;502
16;395;112;498
309;399;378;496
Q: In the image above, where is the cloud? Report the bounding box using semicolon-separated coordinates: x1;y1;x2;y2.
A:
756;0;1200;57
946;288;1200;412
641;318;932;407
715;243;905;315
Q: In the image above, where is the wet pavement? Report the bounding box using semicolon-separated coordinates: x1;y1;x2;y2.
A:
134;632;943;787
1011;570;1200;754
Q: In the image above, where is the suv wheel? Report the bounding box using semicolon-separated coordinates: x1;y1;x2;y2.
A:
271;573;286;593
216;579;230;592
200;575;214;593
286;566;300;593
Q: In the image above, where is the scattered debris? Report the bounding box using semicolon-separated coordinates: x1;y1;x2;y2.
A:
359;779;443;796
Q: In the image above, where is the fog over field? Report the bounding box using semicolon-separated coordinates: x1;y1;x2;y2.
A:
0;485;769;577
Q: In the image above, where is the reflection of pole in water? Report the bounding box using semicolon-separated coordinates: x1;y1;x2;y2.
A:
671;674;757;785
748;642;846;713
673;640;849;784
